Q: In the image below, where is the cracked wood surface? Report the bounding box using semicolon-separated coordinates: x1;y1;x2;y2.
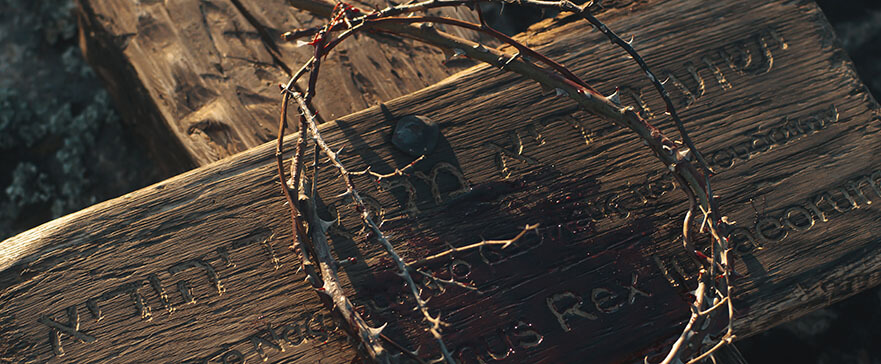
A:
75;0;487;173
4;0;881;363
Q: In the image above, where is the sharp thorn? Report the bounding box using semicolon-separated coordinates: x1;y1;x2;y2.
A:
607;88;621;106
368;323;387;336
318;217;336;232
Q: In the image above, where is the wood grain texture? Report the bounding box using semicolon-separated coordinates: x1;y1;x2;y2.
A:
75;0;488;170
4;0;881;363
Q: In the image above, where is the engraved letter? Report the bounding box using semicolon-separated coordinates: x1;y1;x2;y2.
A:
280;323;304;346
168;259;224;304
720;44;748;75
768;28;789;50
847;176;877;205
750;133;771;154
546;291;597;332
826;188;859;212
783;206;814;232
755;216;787;243
484;131;540;178
579;198;607;222
510;320;543;349
766;125;790;145
378;177;420;214
663;71;698;107
250;325;285;361
361;193;386;225
566;116;594;146
729;142;751;162
645;172;674;200
221;349;245;364
216;246;235;267
821;104;839;125
260;235;282;271
799;115;823;133
524;122;546;146
38;305;96;356
626;272;652;304
449;259;472;281
702;56;732;90
782;116;805;139
749;32;775;74
304;312;330;342
414;162;471;203
86;281;151;322
685;62;706;99
591;288;623;314
653;256;681;288
604;194;630;219
871;170;881;199
627;182;649;205
710;149;734;169
148;273;175;314
806;194;831;223
730;227;762;253
482;329;513;360
722;32;776;76
622;87;655;119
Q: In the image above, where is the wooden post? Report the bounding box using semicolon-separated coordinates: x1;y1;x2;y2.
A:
76;0;489;172
3;0;880;363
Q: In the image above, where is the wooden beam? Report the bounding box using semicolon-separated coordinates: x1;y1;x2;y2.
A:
75;0;489;171
4;0;880;362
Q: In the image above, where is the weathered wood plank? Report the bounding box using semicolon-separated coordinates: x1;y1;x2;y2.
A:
4;0;881;363
75;0;487;170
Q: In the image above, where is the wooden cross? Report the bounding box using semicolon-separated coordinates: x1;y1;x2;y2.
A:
1;0;878;362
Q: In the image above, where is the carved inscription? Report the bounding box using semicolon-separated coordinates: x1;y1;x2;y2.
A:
482;104;845;229
38;306;96;357
168;259;225;304
546;273;652;332
652;255;693;289
561;171;675;225
722;29;787;75
708;105;839;169
482;112;604;178
34;234;284;356
373;219;657;362
350;161;471;221
729;169;881;252
485;129;543;178
182;311;338;363
85;281;151;322
480;29;791;180
633;29;788;114
452;319;544;363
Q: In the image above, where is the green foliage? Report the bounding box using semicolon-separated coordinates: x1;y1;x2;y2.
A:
0;0;159;239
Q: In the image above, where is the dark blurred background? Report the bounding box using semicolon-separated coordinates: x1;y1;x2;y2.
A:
0;0;880;362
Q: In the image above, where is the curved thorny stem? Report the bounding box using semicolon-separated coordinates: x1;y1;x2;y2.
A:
290;91;458;364
276;1;736;363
